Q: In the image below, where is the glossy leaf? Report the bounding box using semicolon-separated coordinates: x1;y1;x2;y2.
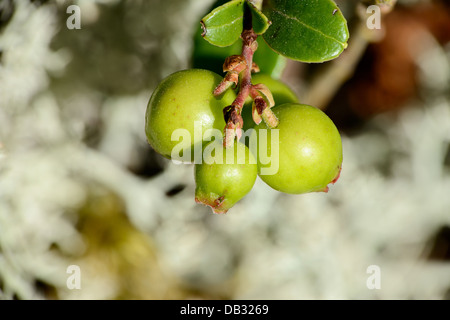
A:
200;0;272;47
247;1;271;35
201;0;245;47
262;0;349;63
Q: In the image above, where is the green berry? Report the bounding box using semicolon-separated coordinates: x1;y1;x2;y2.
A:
195;140;257;214
254;103;342;194
145;69;236;160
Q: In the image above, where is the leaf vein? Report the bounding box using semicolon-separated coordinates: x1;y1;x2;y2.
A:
205;15;244;31
271;9;345;47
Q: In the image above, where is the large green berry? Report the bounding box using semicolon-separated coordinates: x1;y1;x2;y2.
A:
254;103;342;194
242;74;299;131
145;69;236;160
195;141;257;214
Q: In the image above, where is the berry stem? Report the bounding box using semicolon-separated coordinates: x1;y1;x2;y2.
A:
220;19;278;148
221;28;256;148
236;30;256;110
261;108;279;128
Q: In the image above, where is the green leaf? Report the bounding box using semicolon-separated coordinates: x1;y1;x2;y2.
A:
200;0;272;47
201;0;245;47
262;0;349;63
246;1;271;35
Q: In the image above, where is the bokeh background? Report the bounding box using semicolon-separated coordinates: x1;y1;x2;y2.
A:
1;0;450;300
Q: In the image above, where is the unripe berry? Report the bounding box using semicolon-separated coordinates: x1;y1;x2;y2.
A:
254;103;342;194
195;141;257;214
145;69;236;159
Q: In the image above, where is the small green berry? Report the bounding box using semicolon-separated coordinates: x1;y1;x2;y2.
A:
195;141;257;214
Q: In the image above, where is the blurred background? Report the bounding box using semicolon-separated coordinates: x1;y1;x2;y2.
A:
0;0;449;300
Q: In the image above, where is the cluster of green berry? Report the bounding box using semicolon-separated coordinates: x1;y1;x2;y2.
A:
145;68;342;214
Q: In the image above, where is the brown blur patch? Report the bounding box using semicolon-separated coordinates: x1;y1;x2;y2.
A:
327;1;450;130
